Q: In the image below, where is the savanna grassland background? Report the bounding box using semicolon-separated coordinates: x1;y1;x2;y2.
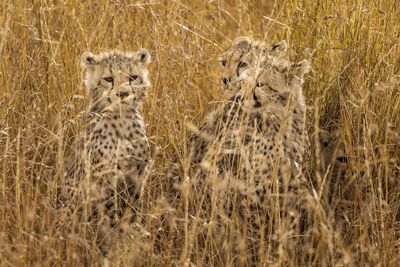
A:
1;0;400;265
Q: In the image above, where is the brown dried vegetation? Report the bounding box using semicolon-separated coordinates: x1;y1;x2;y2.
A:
0;0;399;266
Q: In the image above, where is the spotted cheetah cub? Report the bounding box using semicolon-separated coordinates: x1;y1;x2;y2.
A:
189;36;309;171
186;37;311;264
61;49;151;254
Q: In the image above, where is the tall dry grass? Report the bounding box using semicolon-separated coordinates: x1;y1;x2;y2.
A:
0;0;399;265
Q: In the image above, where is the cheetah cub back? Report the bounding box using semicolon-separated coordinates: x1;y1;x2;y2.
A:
61;49;151;255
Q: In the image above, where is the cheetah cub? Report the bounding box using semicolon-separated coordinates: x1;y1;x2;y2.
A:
189;36;308;171
61;49;151;254
186;37;311;264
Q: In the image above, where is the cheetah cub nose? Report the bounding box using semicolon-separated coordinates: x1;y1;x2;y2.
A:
116;91;129;99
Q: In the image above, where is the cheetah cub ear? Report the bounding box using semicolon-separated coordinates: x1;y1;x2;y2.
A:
231;36;252;52
135;49;151;65
288;59;310;87
81;51;98;67
269;40;288;55
291;59;310;80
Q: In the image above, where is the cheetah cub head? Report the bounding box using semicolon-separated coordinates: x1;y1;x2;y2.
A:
81;49;151;113
252;58;310;115
219;36;287;91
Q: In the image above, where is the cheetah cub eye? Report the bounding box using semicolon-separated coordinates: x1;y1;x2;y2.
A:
238;61;248;69
219;59;226;67
129;75;141;85
104;76;114;83
236;61;249;77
